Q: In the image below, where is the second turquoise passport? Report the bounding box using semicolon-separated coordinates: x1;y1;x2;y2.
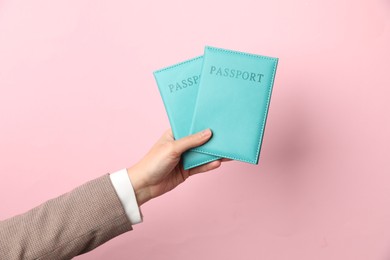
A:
189;46;278;165
153;56;220;170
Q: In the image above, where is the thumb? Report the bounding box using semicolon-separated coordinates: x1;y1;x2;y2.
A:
173;128;212;155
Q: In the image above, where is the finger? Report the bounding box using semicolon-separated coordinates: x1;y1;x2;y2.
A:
163;128;173;139
221;158;233;162
173;128;212;154
188;160;221;176
166;128;174;138
159;128;174;142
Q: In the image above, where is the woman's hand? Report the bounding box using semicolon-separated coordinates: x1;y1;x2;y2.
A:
127;128;225;206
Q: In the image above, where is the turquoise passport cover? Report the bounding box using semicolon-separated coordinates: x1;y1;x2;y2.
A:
189;46;278;164
153;56;220;170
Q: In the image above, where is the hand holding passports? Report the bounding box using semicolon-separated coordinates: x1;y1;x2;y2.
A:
154;46;278;170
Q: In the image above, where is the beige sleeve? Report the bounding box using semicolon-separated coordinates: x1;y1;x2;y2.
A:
0;174;133;260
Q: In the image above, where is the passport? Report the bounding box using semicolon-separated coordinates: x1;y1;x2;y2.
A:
189;46;278;165
153;56;220;170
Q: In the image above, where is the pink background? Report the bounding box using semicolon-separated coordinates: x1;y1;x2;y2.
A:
1;0;390;259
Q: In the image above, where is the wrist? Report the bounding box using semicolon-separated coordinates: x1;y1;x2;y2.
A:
126;165;151;206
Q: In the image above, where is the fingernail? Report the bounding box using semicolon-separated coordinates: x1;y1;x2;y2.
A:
201;128;211;137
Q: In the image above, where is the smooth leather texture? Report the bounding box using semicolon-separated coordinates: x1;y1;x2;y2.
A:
189;46;278;164
154;56;220;170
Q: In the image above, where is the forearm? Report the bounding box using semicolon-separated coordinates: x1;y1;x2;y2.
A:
0;174;132;260
127;165;152;206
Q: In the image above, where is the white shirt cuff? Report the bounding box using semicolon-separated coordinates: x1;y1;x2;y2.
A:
109;168;143;225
